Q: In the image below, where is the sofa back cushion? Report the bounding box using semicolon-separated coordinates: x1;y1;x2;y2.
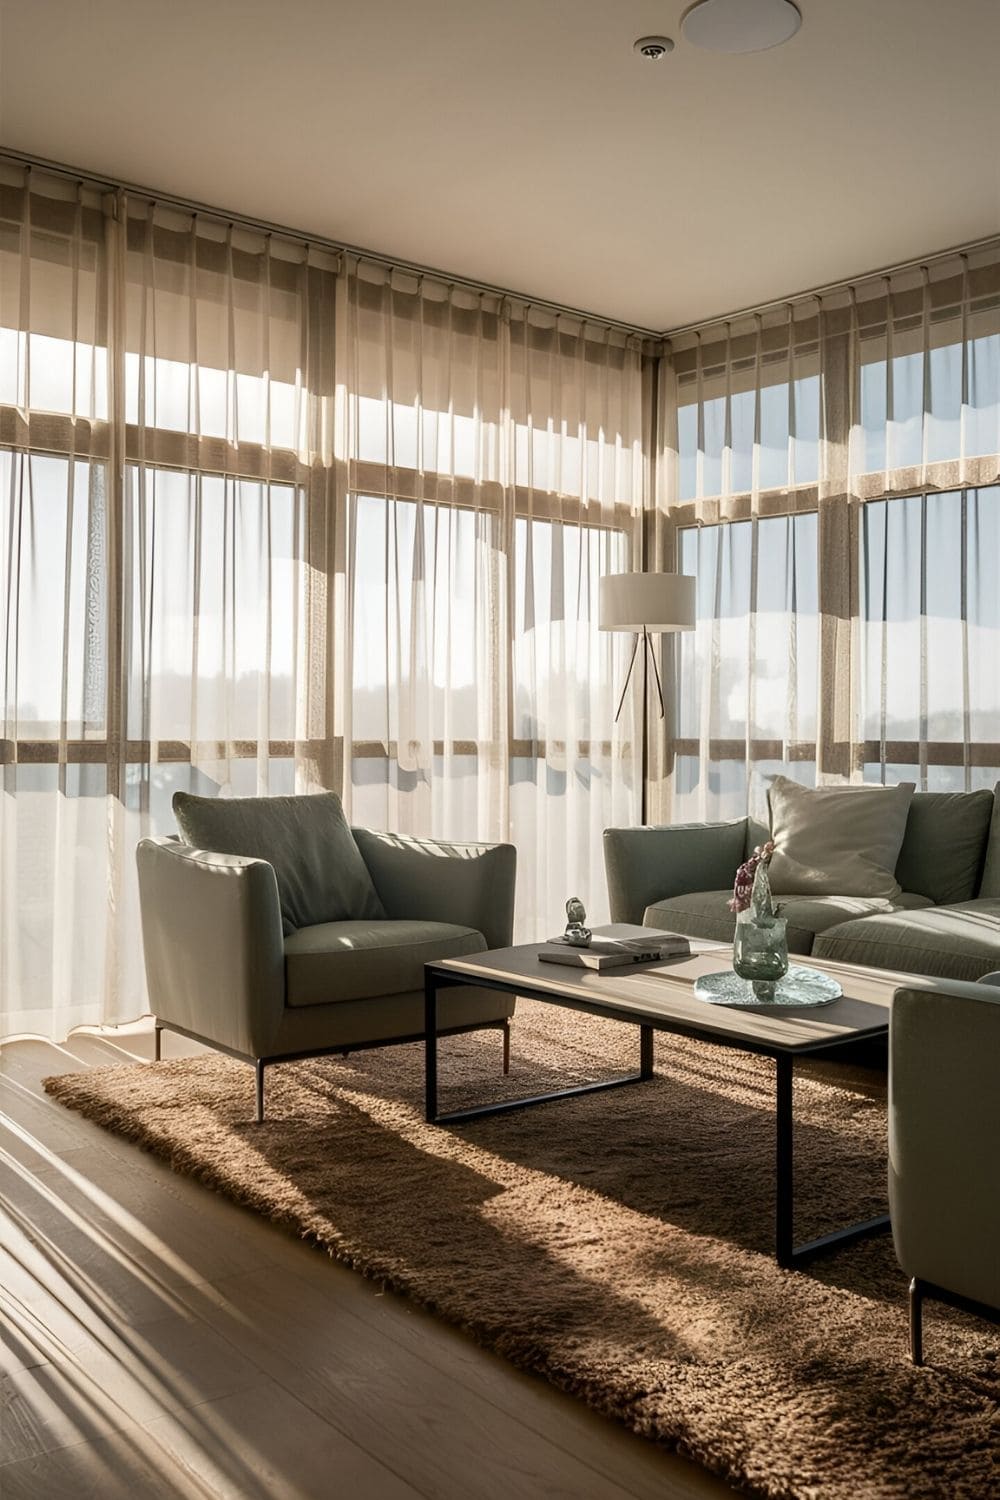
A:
894;789;996;905
766;776;914;898
173;791;385;935
979;786;1000;899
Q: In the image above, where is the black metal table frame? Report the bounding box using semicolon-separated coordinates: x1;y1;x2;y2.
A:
424;965;890;1269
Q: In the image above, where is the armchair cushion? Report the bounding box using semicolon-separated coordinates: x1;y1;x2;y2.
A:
172;791;385;936
284;918;486;1007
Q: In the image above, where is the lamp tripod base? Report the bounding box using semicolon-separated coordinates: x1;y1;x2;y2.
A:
613;627;664;826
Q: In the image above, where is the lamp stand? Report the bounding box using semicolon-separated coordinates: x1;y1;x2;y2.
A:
613;627;665;826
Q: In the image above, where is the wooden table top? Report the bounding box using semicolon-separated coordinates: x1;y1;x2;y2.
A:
429;926;908;1056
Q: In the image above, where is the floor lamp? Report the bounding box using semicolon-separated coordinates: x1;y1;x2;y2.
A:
599;572;696;825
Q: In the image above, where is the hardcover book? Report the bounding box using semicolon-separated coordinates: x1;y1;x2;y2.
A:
537;934;690;970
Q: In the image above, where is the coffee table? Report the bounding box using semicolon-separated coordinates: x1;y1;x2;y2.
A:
424;925;898;1268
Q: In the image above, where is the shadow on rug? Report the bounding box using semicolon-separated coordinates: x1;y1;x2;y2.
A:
44;1001;998;1499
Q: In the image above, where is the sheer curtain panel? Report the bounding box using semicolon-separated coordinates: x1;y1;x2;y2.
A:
658;246;1000;821
2;164;339;1038
337;261;645;941
2;171;113;1037
1;161;646;1039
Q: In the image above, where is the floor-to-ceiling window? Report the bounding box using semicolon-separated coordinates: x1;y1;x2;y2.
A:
661;251;1000;820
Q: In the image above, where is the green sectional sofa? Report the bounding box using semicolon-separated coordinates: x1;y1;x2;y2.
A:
604;787;1000;983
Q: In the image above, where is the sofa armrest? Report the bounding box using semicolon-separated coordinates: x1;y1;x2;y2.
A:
136;837;286;1057
352;830;516;950
603;820;748;925
889;977;1000;1310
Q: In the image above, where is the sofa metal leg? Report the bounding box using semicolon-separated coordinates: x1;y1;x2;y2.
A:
909;1277;924;1366
502;1020;511;1076
154;1023;162;1062
255;1059;266;1124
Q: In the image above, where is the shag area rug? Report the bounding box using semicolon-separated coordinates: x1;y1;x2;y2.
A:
45;1002;998;1499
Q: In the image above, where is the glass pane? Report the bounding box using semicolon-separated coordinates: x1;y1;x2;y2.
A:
123;466;306;744
860;486;1000;780
512;518;627;741
676;372;819;501
351;495;493;746
675;513;819;817
678;513;818;740
1;450;108;737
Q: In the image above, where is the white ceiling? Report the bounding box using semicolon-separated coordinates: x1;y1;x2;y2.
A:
2;0;999;330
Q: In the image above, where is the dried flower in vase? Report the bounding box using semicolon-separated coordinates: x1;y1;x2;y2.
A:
728;840;776;915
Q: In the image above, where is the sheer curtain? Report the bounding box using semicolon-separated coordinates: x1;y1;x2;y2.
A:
337;261;645;940
1;171;114;1037
2;164;339;1038
657;247;1000;821
1;161;645;1039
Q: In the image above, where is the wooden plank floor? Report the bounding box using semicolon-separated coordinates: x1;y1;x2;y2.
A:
1;1025;740;1499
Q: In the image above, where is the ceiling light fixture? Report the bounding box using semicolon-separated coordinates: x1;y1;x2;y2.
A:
682;0;801;54
633;35;675;60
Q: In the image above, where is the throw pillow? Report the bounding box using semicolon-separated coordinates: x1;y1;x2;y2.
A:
766;777;915;899
172;791;386;935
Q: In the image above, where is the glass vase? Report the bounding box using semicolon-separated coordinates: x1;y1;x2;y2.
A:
733;862;789;999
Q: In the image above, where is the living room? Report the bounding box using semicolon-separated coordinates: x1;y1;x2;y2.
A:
1;1;999;1496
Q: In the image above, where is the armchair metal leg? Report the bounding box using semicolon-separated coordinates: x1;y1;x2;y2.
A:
154;1023;162;1062
502;1019;511;1076
909;1278;924;1366
255;1059;266;1124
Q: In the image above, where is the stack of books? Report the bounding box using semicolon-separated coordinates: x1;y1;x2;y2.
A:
537;933;691;971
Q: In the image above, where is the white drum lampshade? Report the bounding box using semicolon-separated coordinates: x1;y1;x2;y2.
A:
599;572;696;633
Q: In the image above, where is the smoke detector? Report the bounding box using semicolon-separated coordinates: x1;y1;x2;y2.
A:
633;35;675;60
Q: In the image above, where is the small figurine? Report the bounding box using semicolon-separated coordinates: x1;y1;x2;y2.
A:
564;896;592;947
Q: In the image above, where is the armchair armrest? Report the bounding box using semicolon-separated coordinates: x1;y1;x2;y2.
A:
352;830;516;950
890;977;1000;1311
603;820;748;925
136;837;286;1057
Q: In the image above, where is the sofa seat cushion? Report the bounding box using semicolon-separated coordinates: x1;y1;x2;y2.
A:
284;919;486;1007
643;890;933;956
775;891;932;947
643;891;811;955
813;899;1000;982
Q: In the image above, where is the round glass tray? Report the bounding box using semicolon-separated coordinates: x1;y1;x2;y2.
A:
694;965;843;1008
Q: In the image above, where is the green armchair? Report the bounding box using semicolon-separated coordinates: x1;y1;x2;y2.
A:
136;794;516;1121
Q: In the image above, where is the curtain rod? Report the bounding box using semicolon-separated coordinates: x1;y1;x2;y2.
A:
6;148;996;346
1;148;663;341
662;231;1000;341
